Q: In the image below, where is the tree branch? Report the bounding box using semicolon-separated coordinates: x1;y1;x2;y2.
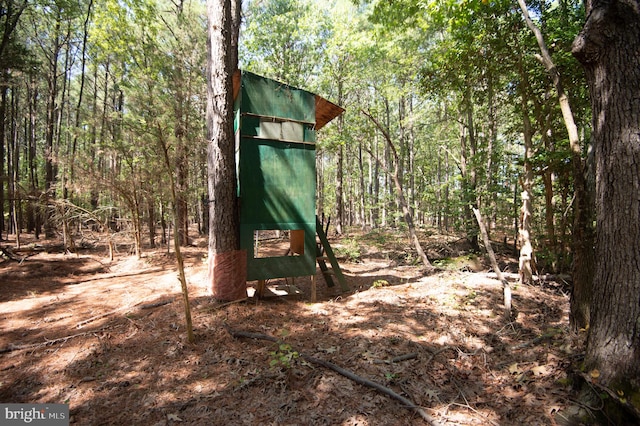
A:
226;326;442;425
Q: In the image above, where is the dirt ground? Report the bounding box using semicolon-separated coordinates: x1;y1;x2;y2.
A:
1;230;588;425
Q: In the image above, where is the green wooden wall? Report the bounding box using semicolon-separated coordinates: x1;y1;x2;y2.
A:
235;71;317;281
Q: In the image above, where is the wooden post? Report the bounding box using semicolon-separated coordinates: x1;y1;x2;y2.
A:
256;279;266;299
310;274;316;302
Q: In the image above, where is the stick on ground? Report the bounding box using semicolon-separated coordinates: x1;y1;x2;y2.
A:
226;326;442;425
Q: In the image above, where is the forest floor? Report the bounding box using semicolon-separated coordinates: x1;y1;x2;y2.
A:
0;228;592;425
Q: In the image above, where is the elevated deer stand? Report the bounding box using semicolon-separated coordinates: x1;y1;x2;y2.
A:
233;70;348;301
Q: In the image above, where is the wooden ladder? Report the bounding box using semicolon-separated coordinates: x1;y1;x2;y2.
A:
316;216;349;293
256;218;348;302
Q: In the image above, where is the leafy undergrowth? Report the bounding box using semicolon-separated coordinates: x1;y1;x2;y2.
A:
0;230;587;425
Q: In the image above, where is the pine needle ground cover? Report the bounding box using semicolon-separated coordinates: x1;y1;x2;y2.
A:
0;229;584;425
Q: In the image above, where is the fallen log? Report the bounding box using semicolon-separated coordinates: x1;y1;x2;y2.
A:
480;271;572;283
226;326;442;425
0;245;26;262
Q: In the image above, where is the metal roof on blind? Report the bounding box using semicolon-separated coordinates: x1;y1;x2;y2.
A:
233;69;344;130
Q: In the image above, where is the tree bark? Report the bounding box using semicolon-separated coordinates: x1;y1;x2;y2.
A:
206;0;244;301
572;0;640;389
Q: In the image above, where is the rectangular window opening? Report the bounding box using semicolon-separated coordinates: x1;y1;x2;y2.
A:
253;229;305;259
258;119;304;142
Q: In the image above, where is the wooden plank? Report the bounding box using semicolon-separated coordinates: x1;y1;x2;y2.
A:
317;258;335;287
316;216;349;292
290;229;305;255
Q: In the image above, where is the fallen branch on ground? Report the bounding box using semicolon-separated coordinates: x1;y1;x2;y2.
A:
0;245;26;262
0;324;124;354
76;295;174;328
373;352;419;364
140;299;174;309
480;271;572;284
512;330;561;351
226;326;442;425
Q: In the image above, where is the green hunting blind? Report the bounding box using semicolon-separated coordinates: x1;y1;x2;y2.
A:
233;70;345;288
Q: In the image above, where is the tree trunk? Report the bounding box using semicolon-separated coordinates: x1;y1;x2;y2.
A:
572;0;640;389
473;207;511;318
358;137;366;229
158;126;194;343
459;90;479;252
519;0;595;331
175;139;189;246
10;85;20;246
0;80;6;240
334;81;345;235
44;9;63;238
373;134;380;226
363;110;432;270
335;142;344;234
147;194;156;248
408;97;416;221
26;73;39;237
70;0;92;191
485;73;498;234
516;56;535;286
0;1;28;241
206;0;244;301
443;148;450;231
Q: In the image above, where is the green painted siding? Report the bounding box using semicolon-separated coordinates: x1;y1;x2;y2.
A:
235;71;318;281
240;71;315;124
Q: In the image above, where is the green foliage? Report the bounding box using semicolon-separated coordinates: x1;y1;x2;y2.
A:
384;372;398;381
0;0;592;282
363;229;388;247
372;279;389;288
268;343;299;369
334;237;362;262
241;0;330;88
